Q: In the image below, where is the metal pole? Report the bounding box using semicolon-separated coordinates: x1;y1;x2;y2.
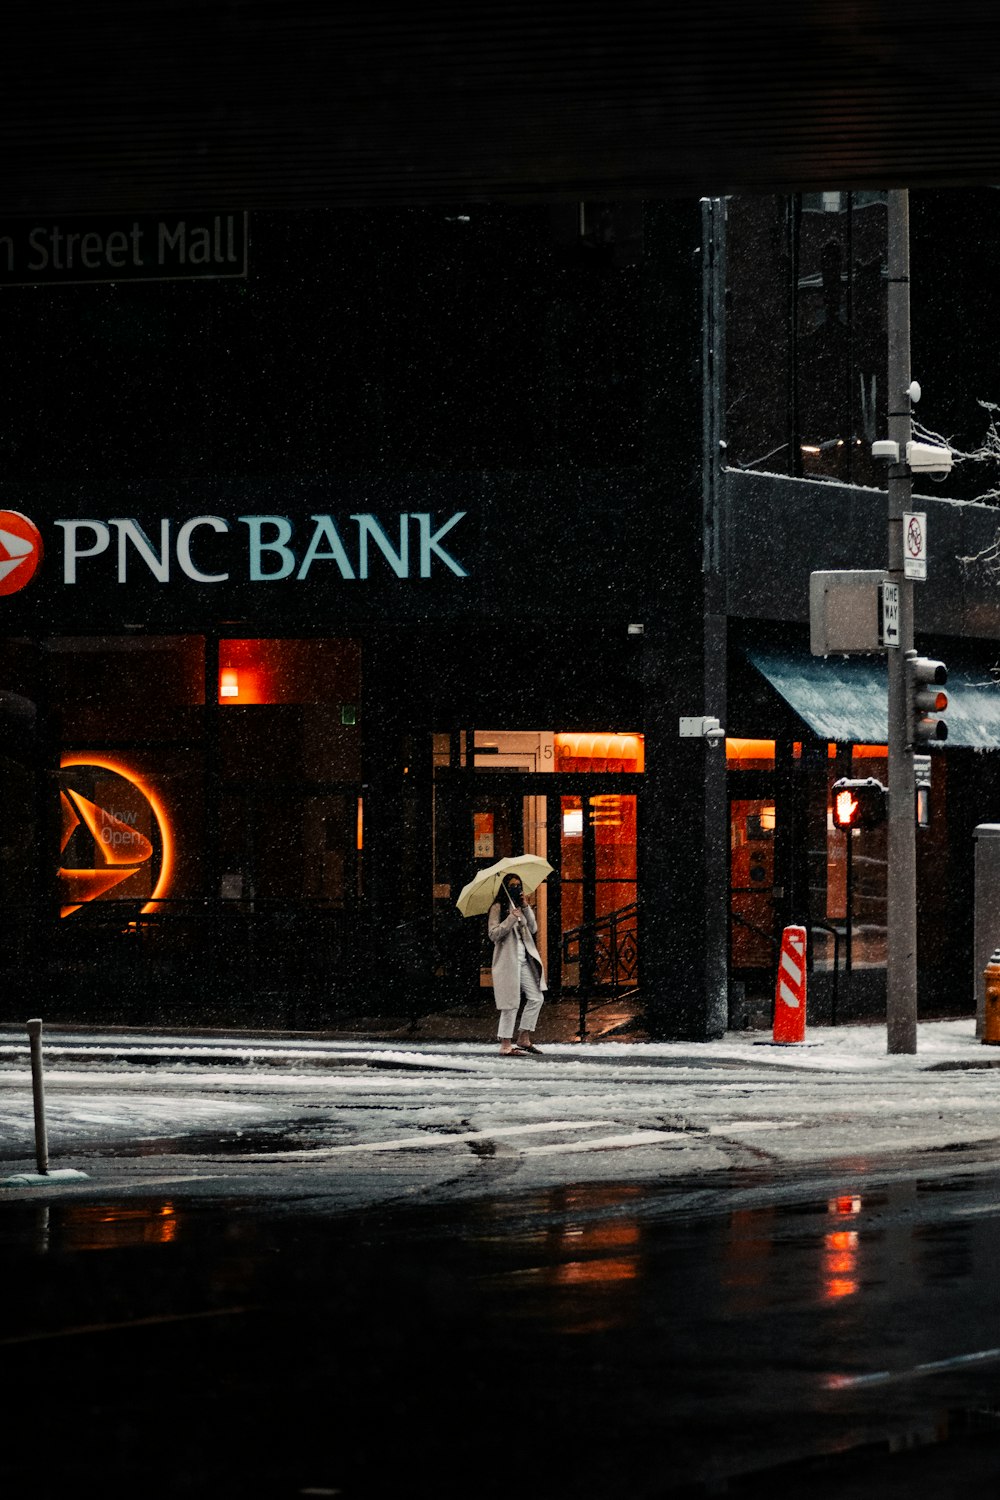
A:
844;831;853;1018
886;189;918;1054
26;1017;49;1175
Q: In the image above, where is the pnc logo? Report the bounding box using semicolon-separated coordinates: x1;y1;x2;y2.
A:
0;510;43;596
58;757;173;918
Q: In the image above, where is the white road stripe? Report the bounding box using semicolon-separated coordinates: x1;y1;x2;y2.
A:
241;1119;619;1161
0;1305;257;1347
826;1345;1000;1390
521;1130;683;1156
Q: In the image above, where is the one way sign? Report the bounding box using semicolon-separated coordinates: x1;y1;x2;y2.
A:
881;580;900;648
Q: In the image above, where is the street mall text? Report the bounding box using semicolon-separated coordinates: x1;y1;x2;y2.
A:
49;513;469;585
0;215;247;284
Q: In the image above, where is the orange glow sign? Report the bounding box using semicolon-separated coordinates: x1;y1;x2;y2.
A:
58;756;174;917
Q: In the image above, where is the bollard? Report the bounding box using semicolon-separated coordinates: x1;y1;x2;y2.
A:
1;1020;88;1187
773;925;807;1044
983;952;1000;1045
26;1018;49;1175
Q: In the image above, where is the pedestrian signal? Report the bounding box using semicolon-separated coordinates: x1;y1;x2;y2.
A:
831;776;887;830
906;651;948;745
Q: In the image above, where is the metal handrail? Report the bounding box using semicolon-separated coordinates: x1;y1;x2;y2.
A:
811;919;842;1025
561;901;640;1040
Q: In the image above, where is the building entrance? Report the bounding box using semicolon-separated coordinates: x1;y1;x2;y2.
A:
433;731;642;1005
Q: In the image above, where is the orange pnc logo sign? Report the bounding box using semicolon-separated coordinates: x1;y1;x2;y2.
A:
58;757;173;918
0;510;43;596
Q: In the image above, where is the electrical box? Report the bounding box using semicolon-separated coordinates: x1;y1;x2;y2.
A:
809;570;886;656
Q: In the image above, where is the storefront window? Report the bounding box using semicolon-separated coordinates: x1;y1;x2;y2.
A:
217;639;361;782
730;798;775;968
39;636;363;921
50;635;205;741
554;733;644;772
726;738;775;771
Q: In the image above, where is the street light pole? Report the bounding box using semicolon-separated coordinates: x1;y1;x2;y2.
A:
885;188;917;1053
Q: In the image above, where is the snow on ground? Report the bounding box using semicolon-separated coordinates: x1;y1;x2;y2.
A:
2;1020;1000;1202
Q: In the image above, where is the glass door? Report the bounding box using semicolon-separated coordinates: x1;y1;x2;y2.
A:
558;793;638;993
729;797;776;976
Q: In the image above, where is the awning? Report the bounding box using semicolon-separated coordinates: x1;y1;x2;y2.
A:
745;646;1000;749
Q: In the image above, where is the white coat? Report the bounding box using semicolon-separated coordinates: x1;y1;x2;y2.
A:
487;899;547;1011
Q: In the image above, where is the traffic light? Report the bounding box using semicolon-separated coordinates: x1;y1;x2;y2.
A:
831;776;887;830
906;651;948;745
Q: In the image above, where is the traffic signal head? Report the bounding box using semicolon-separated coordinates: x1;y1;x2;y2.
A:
831;776;887;830
906;652;948;745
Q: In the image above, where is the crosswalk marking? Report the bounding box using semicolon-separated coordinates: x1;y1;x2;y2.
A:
521;1130;684;1156
244;1119;620;1161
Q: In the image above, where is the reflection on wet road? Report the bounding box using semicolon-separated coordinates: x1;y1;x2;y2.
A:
4;1173;1000;1496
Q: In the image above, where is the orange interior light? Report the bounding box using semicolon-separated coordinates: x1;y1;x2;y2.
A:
725;738;775;766
554;733;644;771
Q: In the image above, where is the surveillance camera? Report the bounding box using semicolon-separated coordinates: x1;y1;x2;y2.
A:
679;715;726;743
906;440;953;475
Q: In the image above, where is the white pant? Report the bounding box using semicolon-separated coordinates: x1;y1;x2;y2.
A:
497;957;545;1039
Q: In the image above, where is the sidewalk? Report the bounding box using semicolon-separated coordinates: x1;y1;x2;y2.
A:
381;1013;998;1073
2;1005;993;1074
298;992;991;1071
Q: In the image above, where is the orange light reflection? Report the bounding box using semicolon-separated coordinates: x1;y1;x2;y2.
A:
553;1257;639;1287
822;1194;862;1300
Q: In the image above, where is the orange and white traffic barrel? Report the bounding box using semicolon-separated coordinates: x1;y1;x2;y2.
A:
773;925;807;1044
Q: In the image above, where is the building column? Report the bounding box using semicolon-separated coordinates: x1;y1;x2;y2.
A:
639;609;729;1041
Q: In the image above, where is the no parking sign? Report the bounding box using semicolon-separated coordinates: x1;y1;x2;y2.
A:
903;511;927;581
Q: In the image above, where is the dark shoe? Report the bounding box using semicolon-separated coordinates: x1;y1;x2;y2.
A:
520;1043;543;1054
499;1046;528;1057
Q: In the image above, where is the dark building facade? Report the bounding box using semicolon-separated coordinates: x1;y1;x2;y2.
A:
3;191;1000;1035
0;201;717;1033
717;189;1000;1025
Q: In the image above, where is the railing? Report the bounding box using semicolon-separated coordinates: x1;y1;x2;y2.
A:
561;902;640;1040
729;913;845;1028
811;920;843;1025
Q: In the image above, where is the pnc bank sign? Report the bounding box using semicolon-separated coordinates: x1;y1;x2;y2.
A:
0;508;469;597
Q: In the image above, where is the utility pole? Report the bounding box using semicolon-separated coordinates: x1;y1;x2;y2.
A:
885;188;917;1054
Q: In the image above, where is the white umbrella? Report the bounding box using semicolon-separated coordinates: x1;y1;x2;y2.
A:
455;853;554;918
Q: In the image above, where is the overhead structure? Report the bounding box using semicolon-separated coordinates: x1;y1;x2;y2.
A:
5;2;1000;214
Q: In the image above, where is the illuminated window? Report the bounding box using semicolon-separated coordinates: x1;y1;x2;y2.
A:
217;639;360;706
725;738;775;770
554;733;644;772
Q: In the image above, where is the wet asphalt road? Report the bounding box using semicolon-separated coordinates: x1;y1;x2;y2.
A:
5;1166;1000;1498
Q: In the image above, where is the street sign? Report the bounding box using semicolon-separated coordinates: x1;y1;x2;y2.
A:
881;580;900;647
903;511;927;580
0;214;248;287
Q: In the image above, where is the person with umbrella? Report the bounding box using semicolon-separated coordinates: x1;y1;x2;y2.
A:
487;873;547;1056
455;854;553;1057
